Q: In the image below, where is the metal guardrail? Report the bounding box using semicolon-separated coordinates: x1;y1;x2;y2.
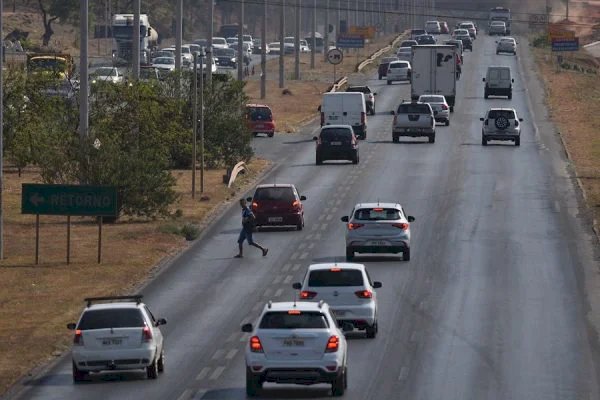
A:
328;76;348;92
227;161;248;188
356;31;409;72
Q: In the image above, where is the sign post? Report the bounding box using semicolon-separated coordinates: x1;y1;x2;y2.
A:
21;184;119;264
327;48;344;83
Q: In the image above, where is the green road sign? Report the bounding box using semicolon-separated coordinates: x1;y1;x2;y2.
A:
21;184;119;216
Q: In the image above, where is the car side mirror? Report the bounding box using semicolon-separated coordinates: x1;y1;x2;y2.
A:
246;197;252;202
156;318;167;326
480;117;484;121
519;118;523;122
341;216;349;222
373;281;382;289
373;92;377;96
300;195;307;201
313;136;318;141
241;323;253;333
390;110;396;115
341;322;354;332
66;323;76;330
482;77;486;82
407;216;415;222
317;105;321;112
292;282;302;290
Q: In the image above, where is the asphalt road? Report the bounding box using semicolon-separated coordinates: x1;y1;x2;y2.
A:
6;33;600;400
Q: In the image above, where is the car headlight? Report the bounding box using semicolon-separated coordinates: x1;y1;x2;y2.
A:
232;58;236;62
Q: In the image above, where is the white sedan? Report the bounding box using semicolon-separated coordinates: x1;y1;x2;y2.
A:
387;61;411;84
418;94;450;125
151;57;176;73
91;67;123;84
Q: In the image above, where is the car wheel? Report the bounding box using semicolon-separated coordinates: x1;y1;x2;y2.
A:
428;134;435;143
72;362;88;383
450;106;454;113
508;92;512;100
403;248;411;261
157;349;165;373
484;91;489;99
482;136;487;146
297;217;304;231
392;136;399;143
268;132;274;138
246;367;262;397
352;152;359;164
387;80;392;85
147;358;159;379
331;368;346;396
496;51;499;55
366;322;377;338
316;155;323;165
515;137;520;146
378;74;382;80
346;247;354;261
445;119;450;126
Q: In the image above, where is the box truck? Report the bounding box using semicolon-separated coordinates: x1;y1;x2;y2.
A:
410;45;457;112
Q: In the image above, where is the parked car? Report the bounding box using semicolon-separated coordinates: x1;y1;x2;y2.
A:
246;104;276;137
378;56;399;80
480;107;523;146
247;184;306;229
313;125;360;165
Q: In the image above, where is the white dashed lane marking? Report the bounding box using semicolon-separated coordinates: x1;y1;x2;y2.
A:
192;389;207;399
300;252;309;259
274;288;284;297
211;349;225;360
177;389;193;400
398;366;409;381
292;263;301;271
225;349;238;360
282;263;291;272
210;366;226;380
196;367;211;381
283;275;293;284
273;275;283;284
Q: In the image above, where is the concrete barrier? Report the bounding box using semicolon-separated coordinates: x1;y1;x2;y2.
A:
356;31;409;72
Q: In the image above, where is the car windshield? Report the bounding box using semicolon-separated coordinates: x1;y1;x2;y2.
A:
346;87;370;94
398;103;430;114
259;311;329;329
308;269;364;287
154;57;174;65
215;48;235;56
213;38;226;45
247;107;273;121
454;29;468;35
243;35;252;41
195;39;208;46
492;22;505;26
488;110;516;119
500;38;515;43
78;309;145;330
253;187;295;201
398;47;411;53
320;128;352;141
389;62;409;69
381;57;398;63
488;68;510;80
354;207;401;221
420;96;444;103
401;41;417;47
411;29;426;35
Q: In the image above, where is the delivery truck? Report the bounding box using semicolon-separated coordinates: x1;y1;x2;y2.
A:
410;45;457;112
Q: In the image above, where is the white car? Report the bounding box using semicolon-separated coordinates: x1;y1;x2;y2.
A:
481;107;523;146
396;46;412;62
425;20;441;34
496;37;517;55
67;295;167;382
387;60;411;84
268;42;281;55
293;263;382;338
91;67;123;84
418;94;450;126
341;202;415;260
151;57;176;72
243;34;254;50
194;56;217;73
212;37;229;49
161;47;193;63
242;301;349;396
300;39;311;53
489;21;507;36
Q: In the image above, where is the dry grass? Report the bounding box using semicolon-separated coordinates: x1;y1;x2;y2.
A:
0;159;270;395
533;48;600;229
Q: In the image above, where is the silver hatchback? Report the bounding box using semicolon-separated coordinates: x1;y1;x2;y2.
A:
341;203;415;261
481;107;523;146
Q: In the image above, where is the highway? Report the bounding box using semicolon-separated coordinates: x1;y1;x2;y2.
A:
7;33;600;400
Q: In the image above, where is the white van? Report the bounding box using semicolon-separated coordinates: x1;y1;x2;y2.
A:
425;21;441;34
320;92;368;139
483;66;514;99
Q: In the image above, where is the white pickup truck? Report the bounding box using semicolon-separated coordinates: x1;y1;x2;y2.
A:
410;45;457;112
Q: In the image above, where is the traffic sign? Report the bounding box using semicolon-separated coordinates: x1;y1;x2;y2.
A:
22;184;119;216
348;26;375;39
336;34;365;49
528;14;548;26
551;37;580;52
327;48;344;65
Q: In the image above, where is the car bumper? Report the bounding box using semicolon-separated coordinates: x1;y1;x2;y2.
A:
393;127;435;137
483;132;520;141
246;357;343;384
497;46;515;53
434;111;450;121
72;346;157;372
347;235;409;253
255;212;302;226
330;304;376;326
318;148;357;160
485;87;512;95
387;74;410;81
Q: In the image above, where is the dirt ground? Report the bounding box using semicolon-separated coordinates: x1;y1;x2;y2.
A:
533;48;600;232
0;159;269;395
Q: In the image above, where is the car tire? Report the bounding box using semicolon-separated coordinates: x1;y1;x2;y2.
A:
331;368;346;396
268;132;274;138
72;362;88;383
496;51;499;55
147;358;159;379
482;136;487;146
297;217;304;231
484;90;489;99
352;152;359;164
346;247;354;261
246;367;262;397
403;248;411;261
515;137;520;146
450;106;454;113
252;132;258;137
508;92;512;100
366;322;377;338
392;136;399;143
429;134;435;143
387;80;392;85
378;74;382;80
445;119;450;126
316;155;323;165
157;349;165;373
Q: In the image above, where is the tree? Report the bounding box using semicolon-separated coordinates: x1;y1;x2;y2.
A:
37;0;78;47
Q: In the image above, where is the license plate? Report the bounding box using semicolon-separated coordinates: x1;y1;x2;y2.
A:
330;141;342;145
255;124;264;129
102;338;123;346
329;116;339;120
283;339;304;346
268;217;283;222
367;240;389;246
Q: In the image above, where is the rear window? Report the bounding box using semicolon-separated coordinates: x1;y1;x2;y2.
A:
354;207;401;221
78;308;145;330
308;269;364;287
419;96;443;103
346;87;370;94
381;57;398;64
488;68;510;80
247;107;272;121
397;103;431;114
320;128;352;141
253;187;295;201
488;110;515;119
259;311;329;329
411;29;426;35
389;62;409;69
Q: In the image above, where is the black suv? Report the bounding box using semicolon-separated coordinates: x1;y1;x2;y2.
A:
314;125;359;165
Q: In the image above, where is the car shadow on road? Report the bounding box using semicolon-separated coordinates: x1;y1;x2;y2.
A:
311;255;404;263
198;386;333;399
369;139;432;145
282;138;315;144
25;370;148;387
257;226;299;232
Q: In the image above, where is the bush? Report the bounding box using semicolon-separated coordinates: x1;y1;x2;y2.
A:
181;223;201;241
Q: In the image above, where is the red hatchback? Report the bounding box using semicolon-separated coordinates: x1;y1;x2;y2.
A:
247;184;306;230
440;21;449;34
246;104;275;137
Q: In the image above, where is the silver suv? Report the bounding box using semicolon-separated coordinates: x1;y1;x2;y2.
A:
480;108;523;146
391;101;436;143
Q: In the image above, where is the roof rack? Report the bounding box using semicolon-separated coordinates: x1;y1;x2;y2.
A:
84;295;143;307
267;300;273;309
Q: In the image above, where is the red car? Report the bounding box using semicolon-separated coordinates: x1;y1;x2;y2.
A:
440;21;449;34
247;184;306;230
246;104;275;137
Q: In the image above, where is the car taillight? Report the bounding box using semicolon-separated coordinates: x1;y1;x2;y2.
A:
514;120;519;127
355;290;373;299
392;222;409;230
442;104;448;110
73;329;84;345
361;112;366;125
300;290;318;299
250;336;263;353
430;116;434;125
252;201;258;210
142;325;153;342
320;112;325;126
347;223;364;230
325;335;339;353
292;200;300;209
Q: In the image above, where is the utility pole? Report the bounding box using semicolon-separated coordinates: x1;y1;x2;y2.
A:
192;52;198;198
0;0;4;260
175;0;182;71
79;0;89;141
295;0;300;79
238;0;244;81
324;0;329;60
199;50;205;193
261;0;267;98
566;0;570;20
132;0;140;79
311;0;316;69
279;0;285;88
207;0;214;84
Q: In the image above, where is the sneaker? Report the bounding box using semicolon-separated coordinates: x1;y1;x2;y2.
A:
234;254;243;258
262;248;269;257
